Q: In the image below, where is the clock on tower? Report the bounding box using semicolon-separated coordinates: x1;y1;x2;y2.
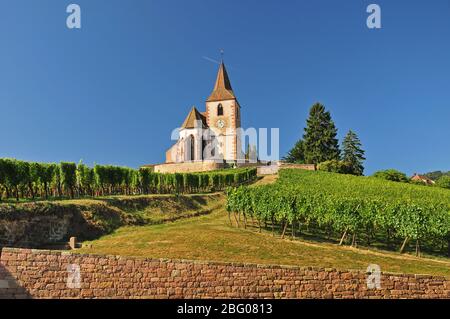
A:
205;61;242;161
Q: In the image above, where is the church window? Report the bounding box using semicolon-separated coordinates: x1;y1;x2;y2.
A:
202;139;207;160
217;104;223;116
189;135;195;161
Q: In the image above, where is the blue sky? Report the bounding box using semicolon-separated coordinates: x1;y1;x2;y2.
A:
0;0;449;175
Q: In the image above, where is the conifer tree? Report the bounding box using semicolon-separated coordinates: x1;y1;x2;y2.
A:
342;130;366;175
283;139;305;163
302;103;340;164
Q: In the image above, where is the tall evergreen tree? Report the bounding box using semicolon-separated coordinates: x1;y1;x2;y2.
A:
302;103;340;164
283;139;305;163
342;130;366;175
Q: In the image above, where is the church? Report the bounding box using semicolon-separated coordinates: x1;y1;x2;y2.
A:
155;61;244;173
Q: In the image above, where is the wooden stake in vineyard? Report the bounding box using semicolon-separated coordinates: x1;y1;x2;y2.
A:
292;222;295;239
271;217;275;236
351;233;357;247
339;229;348;246
400;237;409;254
415;239;421;257
233;211;239;228
281;220;288;239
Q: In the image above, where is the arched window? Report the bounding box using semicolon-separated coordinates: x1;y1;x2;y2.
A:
202;139;206;160
217;104;223;116
189;135;195;161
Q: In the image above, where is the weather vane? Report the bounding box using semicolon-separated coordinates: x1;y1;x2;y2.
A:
220;49;224;62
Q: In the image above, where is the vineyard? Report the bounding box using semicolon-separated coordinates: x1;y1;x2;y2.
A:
0;158;257;201
227;169;450;257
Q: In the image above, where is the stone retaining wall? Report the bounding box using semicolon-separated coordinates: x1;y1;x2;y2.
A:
154;161;224;173
0;248;448;299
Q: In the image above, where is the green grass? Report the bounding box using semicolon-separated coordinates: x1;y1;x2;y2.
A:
100;193;223;224
78;196;450;277
0;193;223;243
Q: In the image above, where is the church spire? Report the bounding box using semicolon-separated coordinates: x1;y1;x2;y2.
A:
206;61;236;102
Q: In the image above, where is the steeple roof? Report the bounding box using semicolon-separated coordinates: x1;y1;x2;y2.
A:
206;62;236;102
181;106;207;129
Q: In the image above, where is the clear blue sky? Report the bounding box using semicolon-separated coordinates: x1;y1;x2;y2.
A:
0;0;449;175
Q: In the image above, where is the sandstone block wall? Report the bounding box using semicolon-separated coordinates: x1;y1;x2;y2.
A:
154;161;224;173
0;248;448;299
257;165;279;175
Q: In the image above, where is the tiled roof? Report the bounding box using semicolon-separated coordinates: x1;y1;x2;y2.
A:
411;174;435;184
206;62;236;102
412;174;432;180
181;106;208;129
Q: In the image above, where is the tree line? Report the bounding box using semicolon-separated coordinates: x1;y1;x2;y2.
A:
372;169;450;190
0;158;257;201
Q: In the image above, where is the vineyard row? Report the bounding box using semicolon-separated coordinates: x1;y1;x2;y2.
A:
0;158;257;201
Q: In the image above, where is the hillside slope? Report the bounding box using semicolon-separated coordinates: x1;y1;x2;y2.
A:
0;194;221;247
78;199;450;277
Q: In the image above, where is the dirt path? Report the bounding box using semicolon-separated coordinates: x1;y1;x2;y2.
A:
252;174;278;186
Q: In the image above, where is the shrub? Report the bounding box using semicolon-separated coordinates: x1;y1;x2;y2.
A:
318;160;352;174
372;169;409;183
410;179;430;186
436;175;450;189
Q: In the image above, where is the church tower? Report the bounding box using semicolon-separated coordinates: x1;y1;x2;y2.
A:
205;62;242;162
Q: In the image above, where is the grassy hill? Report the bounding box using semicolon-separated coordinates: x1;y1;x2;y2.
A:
78;195;450;277
0;194;222;246
3;169;448;276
